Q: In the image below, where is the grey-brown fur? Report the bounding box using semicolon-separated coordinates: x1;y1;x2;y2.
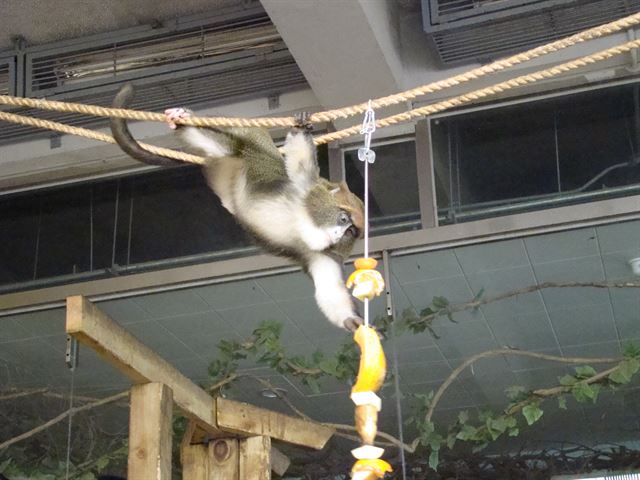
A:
110;84;365;331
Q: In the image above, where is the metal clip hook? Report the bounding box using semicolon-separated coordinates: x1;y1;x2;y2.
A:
358;100;376;163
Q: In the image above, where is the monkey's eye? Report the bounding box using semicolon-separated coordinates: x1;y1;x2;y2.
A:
338;211;350;225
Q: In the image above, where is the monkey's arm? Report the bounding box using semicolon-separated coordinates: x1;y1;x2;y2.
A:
307;253;362;331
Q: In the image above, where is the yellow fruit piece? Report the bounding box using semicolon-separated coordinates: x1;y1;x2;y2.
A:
354;257;378;270
346;270;385;301
352;325;386;393
351;458;392;479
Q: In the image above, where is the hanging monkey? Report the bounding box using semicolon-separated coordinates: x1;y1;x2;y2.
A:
110;84;365;331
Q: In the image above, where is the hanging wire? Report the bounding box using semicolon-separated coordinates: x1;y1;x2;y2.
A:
64;336;78;479
383;250;408;479
358;101;377;328
64;370;75;478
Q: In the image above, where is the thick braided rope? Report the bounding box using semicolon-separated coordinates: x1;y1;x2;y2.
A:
2;40;640;157
313;38;640;145
309;11;640;122
0;95;298;129
0;111;207;164
0;11;638;128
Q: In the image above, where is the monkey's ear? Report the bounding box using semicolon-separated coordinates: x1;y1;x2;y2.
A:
330;181;351;195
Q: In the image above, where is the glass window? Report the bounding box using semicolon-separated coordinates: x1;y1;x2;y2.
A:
0;165;251;291
432;82;640;223
344;139;421;234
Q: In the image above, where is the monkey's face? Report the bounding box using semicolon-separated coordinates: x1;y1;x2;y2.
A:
333;182;364;239
307;179;365;248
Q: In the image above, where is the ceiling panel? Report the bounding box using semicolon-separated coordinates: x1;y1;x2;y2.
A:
547;302;619;347
454;238;529;274
487;310;559;351
390;249;462;284
524;227;599;263
596;221;640;253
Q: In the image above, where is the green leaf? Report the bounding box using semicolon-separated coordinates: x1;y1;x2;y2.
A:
318;359;338;376
305;376;321;394
609;358;640;384
558;374;577;386
572;382;600;403
505;385;526;400
575;365;597;378
623;342;640;359
0;459;11;474
472;442;488;453
458;410;469;425
508;427;519;437
522;404;543;426
95;455;109;472
473;288;485;302
487;416;508;434
431;296;450;309
557;396;567;410
428;449;440;471
456;424;478;441
446;433;457;450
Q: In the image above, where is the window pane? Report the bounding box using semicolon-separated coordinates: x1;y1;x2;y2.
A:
432;83;640;223
127;167;250;264
0;194;39;284
345;139;420;233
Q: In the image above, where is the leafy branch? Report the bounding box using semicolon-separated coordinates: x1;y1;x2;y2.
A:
411;343;640;469
405;281;640;333
207;319;360;394
0;391;128;451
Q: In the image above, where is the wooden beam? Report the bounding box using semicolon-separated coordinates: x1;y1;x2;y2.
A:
216;398;333;450
66;296;335;450
210;439;239;480
66;295;218;434
240;436;271;480
128;383;173;480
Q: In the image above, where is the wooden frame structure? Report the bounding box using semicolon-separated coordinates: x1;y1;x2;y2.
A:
66;295;334;479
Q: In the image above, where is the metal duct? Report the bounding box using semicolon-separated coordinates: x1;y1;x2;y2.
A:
423;0;640;65
0;56;15;96
0;6;309;144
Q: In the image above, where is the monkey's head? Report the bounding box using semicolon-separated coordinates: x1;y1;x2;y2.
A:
332;181;364;239
306;179;364;256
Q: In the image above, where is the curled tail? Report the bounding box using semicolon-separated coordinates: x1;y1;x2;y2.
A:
110;83;181;166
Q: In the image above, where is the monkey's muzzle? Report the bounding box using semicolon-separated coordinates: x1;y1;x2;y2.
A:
347;225;362;238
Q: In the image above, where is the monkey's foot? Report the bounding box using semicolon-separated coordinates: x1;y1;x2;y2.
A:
343;316;364;332
164;107;191;130
294;111;313;131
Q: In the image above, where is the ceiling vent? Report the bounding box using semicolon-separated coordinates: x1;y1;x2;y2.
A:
422;0;640;65
0;56;15;95
0;5;309;144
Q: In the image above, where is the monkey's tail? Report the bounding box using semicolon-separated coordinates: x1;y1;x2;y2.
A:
110;83;181;167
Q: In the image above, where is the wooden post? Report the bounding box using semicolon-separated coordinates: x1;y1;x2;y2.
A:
210;439;239;480
181;444;209;480
239;436;271;480
128;383;173;480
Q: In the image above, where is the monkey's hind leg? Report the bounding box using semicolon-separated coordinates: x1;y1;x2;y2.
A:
282;127;318;194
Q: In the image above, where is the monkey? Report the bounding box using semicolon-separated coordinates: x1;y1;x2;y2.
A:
110;84;365;331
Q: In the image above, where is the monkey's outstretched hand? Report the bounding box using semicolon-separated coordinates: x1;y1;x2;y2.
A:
344;316;364;332
165;107;191;130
